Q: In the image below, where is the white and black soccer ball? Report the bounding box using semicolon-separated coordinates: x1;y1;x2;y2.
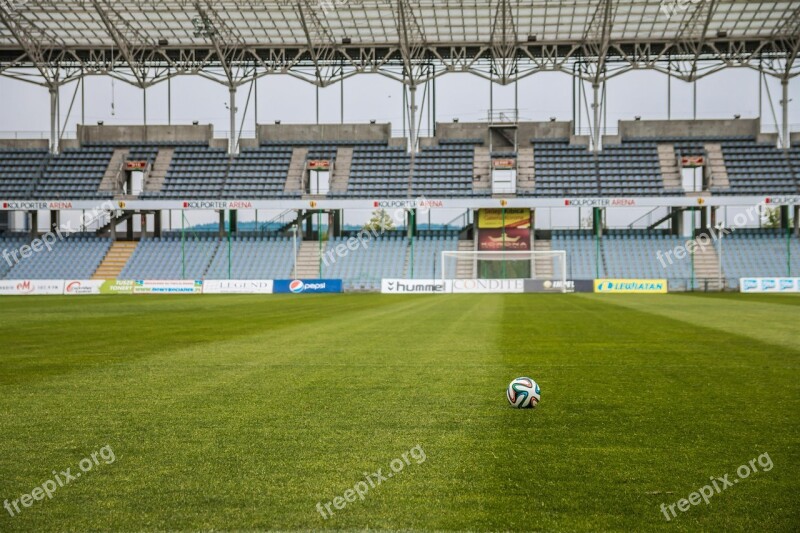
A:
506;377;540;408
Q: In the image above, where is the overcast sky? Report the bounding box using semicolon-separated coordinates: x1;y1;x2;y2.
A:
1;66;797;137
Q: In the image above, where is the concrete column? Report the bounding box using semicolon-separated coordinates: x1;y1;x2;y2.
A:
126;214;133;240
305;211;313;240
29;210;39;238
49;211;59;234
154;211;162;238
218;210;225;237
592;207;603;237
794;205;799;236
670;207;684;236
780;205;790;230
700;206;708;230
140;213;148;238
229;210;238;234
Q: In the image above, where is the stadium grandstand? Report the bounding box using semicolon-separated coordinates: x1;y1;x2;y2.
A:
2;2;800;532
0;0;797;293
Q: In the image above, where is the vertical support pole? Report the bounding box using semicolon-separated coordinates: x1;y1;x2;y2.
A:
181;211;186;280
758;70;762;124
693;78;697;120
780;77;790;150
592;82;601;152
408;83;417;197
409;209;415;279
254;74;258;132
315;85;320;125
432;66;436;137
81;74;85;126
168;74;172;125
317;211;322;278
49;86;58;154
572;69;576;134
489;79;493;122
143;85;147;141
667;61;671;120
229;86;237;155
340;66;344;124
402;85;407;139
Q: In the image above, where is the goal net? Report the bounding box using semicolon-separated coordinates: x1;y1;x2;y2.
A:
440;251;568;292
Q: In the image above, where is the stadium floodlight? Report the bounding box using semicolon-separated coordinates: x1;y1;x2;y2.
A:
440;250;567;293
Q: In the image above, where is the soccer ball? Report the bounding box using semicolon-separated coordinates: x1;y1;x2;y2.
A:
506;377;540;408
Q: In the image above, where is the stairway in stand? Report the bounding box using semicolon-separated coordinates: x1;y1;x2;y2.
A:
92;241;138;279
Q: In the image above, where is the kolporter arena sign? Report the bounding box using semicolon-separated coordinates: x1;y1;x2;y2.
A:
594;279;668;293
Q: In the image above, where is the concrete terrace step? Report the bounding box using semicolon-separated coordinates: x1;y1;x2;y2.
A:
92;241;138;279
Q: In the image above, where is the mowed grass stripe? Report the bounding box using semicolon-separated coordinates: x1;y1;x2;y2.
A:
0;294;797;531
581;293;800;354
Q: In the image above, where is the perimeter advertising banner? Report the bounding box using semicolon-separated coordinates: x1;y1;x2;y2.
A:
0;279;64;295
203;280;274;294
133;280;204;294
594;279;668;293
63;280;106;295
273;279;343;294
524;279;595;293
381;279;446;293
740;277;800;293
477;208;531;229
448;279;524;294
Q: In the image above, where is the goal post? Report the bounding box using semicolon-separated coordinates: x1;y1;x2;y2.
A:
440;250;568;292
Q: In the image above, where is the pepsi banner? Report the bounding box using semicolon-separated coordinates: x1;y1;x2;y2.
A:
273;279;343;294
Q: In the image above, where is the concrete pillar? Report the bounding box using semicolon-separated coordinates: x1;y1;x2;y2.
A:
126;213;133;240
671;207;684;236
49;211;59;234
218;210;225;237
794;206;799;237
780;205;790;230
140;213;147;238
229;210;238;234
154;211;162;238
592;207;603;237
700;206;708;230
305;211;313;240
29;210;39;238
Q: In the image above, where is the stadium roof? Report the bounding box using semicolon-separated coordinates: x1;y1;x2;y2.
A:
0;0;798;88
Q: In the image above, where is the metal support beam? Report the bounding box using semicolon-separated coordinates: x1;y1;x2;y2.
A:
49;86;58;154
780;77;790;150
229;86;237;155
591;82;602;152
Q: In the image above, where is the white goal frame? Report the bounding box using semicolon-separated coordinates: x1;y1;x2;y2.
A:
440;250;568;293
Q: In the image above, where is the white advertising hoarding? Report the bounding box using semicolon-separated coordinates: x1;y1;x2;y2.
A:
0;279;65;295
203;280;274;294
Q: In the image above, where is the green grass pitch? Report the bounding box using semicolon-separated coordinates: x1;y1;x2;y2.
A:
0;293;798;531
